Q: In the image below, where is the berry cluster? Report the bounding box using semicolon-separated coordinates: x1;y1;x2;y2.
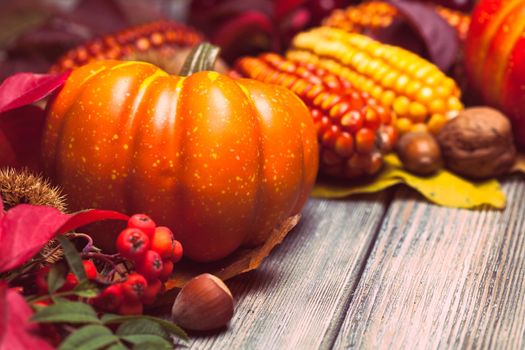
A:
94;214;183;315
35;260;98;295
33;214;183;316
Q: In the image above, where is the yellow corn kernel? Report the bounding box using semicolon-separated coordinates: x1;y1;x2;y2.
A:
411;123;428;133
447;96;463;110
408;102;428;123
427;113;448;135
394;74;410;92
429;99;446;114
362;78;375;93
381;71;398;88
371;85;383;99
393;96;410;116
414;65;432;80
395;117;413;134
417;87;435;104
435;85;452;98
405;81;422;98
380;90;396;107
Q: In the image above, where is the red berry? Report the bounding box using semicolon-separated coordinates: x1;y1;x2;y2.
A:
122;273;148;301
159;260;174;282
141;279;162;305
151;226;175;259
60;273;78;291
172;240;183;263
35;266;50;293
136;250;163;281
93;284;124;311
128;214;156;238
82;260;98;280
118;301;143;315
116;228;150;261
33;300;51;308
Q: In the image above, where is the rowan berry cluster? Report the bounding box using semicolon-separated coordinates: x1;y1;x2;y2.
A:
35;214;183;315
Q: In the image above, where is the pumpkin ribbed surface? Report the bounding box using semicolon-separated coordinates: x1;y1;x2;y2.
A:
43;60;318;262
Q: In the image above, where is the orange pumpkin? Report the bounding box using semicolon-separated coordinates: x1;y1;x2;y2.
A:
42;44;318;262
465;0;525;145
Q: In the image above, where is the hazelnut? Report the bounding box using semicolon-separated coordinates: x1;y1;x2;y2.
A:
396;131;442;175
437;107;516;179
171;273;234;331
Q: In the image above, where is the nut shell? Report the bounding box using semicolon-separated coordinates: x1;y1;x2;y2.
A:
171;273;234;331
396;131;442;175
437;107;516;179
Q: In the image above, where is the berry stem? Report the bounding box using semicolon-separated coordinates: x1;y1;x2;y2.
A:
70;233;95;253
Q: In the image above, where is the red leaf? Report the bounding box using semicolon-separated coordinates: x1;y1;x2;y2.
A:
56;209;129;235
0;283;53;350
0;71;70;114
0;200;128;273
0;105;46;171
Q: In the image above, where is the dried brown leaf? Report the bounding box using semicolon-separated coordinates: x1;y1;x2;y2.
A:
155;214;300;305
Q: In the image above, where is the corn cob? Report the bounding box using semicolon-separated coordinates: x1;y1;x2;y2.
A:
234;53;397;179
287;27;463;135
50;20;203;73
323;1;470;41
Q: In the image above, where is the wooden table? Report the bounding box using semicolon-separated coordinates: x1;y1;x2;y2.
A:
185;176;525;349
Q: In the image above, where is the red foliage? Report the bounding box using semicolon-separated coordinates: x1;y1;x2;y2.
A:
0;195;129;273
0;71;70;171
0;283;54;350
0;71;70;114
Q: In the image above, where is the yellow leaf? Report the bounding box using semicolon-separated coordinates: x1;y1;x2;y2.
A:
312;154;506;209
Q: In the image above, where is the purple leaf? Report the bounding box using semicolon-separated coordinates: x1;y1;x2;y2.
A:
0;71;70;114
274;0;307;19
385;0;459;72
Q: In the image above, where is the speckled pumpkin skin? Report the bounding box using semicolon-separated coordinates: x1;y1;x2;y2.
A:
465;0;525;145
43;60;318;262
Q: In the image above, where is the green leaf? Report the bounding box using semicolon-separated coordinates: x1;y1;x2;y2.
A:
106;344;128;350
102;314;188;341
59;325;119;350
47;263;67;294
73;280;99;298
116;319;169;340
58;235;87;282
312;154;506;209
32;300;100;324
126;336;172;350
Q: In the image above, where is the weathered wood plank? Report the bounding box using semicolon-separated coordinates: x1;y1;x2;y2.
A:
187;194;390;349
334;176;525;349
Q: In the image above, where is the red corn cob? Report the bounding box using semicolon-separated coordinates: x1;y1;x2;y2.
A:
50;20;204;73
234;53;397;179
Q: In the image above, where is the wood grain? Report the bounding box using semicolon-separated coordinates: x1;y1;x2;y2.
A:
334;176;525;349
186;194;390;349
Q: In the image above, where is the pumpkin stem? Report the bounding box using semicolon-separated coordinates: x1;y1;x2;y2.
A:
179;42;221;76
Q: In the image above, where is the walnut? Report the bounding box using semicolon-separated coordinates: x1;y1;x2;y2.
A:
437;107;516;179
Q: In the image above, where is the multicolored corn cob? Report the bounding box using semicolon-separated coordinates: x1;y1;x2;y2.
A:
287;27;463;135
323;1;470;41
234;53;397;179
50;20;203;73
